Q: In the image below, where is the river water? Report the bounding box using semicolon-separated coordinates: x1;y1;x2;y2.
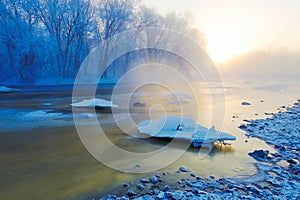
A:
0;81;299;199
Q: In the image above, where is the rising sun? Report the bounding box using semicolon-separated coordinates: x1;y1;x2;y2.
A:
205;28;245;63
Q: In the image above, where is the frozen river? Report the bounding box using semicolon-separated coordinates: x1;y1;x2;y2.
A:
0;81;299;199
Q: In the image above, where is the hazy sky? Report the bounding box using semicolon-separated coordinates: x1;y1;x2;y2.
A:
142;0;300;63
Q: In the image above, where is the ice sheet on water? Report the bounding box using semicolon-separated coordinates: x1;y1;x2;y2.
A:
162;93;192;105
76;113;98;119
161;93;192;99
23;110;63;118
0;109;71;131
0;86;20;92
71;98;118;108
167;99;189;105
138;116;236;143
254;84;291;92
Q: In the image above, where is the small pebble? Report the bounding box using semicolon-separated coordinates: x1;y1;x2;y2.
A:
136;184;144;190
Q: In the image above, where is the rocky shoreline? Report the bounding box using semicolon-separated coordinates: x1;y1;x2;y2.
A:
94;100;300;200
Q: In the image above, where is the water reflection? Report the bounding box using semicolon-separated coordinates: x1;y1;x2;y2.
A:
0;81;299;199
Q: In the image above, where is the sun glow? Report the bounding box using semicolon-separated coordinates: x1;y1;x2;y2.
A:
205;28;246;63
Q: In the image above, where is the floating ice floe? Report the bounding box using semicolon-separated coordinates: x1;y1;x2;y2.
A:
42;103;52;106
138;116;236;149
0;109;71;131
168;99;189;105
76;113;98;119
23;110;63;118
0;86;20;92
162;93;192;105
161;93;192;99
71;98;118;108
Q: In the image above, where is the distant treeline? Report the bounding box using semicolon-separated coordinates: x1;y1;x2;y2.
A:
0;0;205;84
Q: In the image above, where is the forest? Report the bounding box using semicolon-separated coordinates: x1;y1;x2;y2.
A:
0;0;205;85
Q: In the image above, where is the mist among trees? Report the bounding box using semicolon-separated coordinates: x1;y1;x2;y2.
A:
0;0;205;85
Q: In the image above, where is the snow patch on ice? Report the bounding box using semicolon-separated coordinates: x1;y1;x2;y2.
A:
71;98;118;108
138;116;236;146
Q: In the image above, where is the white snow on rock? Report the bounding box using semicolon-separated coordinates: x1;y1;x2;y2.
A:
0;86;20;92
71;98;118;108
138;116;236;148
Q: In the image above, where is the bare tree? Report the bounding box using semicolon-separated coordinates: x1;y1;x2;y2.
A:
94;0;136;77
36;0;95;78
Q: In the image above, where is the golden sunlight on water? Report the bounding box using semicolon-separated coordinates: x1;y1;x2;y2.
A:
0;81;299;199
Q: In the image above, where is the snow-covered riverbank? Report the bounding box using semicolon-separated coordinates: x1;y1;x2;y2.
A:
98;100;300;200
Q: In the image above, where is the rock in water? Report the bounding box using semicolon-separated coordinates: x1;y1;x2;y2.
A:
140;179;150;184
179;167;190;172
149;176;158;184
241;101;251;106
122;183;129;187
239;124;248;131
131;163;142;170
248;150;273;162
126;190;136;197
287;159;297;165
136;184;144;190
133;102;146;107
